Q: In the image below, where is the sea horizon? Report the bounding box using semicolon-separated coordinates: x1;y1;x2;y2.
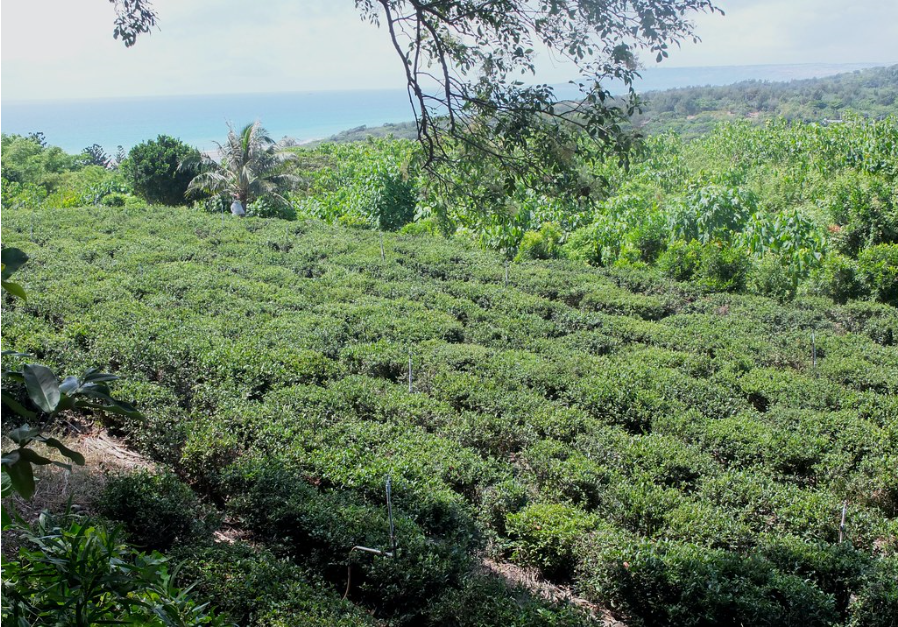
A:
1;61;890;153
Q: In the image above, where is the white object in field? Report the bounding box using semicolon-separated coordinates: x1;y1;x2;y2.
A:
230;200;246;216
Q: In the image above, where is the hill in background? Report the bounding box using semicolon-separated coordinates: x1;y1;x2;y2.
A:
318;64;898;144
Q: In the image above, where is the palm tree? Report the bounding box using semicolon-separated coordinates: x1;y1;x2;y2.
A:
186;121;296;214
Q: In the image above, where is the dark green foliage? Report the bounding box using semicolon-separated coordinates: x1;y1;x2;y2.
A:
847;556;898;627
577;531;840;627
698;244;751;292
426;572;592;627
122;135;200;205
97;469;217;550
172;542;375;626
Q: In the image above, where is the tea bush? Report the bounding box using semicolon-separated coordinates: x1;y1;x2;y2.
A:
2;205;895;625
97;469;218;550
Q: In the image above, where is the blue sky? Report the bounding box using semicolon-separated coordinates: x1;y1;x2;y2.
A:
2;0;897;101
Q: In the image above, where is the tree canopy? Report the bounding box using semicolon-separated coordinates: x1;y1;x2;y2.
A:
108;1;720;173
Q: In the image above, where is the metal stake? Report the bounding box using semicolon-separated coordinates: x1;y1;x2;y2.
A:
812;332;817;369
839;501;847;543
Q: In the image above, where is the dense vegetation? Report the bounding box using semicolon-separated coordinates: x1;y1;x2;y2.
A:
3;204;897;625
2;66;897;625
291;115;898;307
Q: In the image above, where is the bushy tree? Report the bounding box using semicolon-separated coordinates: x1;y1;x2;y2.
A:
122;135;200;205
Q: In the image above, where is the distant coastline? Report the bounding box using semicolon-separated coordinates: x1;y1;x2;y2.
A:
1;62;890;153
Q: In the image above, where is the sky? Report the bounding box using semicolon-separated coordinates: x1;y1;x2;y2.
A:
1;0;897;101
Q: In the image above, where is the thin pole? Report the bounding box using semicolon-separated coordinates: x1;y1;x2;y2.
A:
380;232;386;261
386;476;396;555
408;353;413;393
839;501;847;543
504;261;508;287
812;332;817;370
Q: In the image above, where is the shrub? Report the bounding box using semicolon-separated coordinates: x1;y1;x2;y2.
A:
658;239;703;281
426;572;589;626
506;502;599;580
173;542;375;627
578;532;839;627
97;469;217;550
847;556;898;627
247;196;297;220
857;243;898;305
399;217;441;236
804;253;864;303
515;222;563;261
749;254;797;301
825;172;898;258
698;243;751;292
122;135;201;205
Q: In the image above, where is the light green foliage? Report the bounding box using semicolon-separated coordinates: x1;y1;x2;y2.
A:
0;134;81;192
506;502;599;579
285;113;896;304
0;134;138;209
515;223;563;261
2;207;896;625
858;243;898;306
2;513;228;626
292;139;419;231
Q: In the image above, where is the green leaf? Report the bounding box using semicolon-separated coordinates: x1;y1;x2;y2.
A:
23;364;61;413
1;392;37;420
82;369;119;384
42;438;86;465
5;459;35;499
15;448;55;466
1;504;12;529
1;248;29;279
1;280;27;301
59;375;81;395
1;471;12;498
6;424;41;446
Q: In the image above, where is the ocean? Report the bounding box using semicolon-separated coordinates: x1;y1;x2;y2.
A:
0;62;886;154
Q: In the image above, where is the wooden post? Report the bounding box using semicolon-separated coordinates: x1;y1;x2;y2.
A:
380;232;385;261
408;353;413;393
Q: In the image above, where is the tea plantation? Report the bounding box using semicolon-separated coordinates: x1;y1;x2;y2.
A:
2;206;897;626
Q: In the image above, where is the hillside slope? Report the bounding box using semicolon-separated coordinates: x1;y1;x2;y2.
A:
2;207;897;626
